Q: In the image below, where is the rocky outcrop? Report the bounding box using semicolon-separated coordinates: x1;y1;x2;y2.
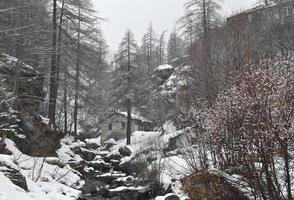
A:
0;161;28;191
0;53;60;157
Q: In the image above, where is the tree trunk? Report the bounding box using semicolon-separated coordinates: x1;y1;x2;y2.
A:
126;32;132;145
283;140;292;200
48;0;58;126
63;64;68;135
73;2;81;141
56;0;65;88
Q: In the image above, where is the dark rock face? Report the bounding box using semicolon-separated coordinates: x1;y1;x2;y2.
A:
0;161;28;191
0;53;60;157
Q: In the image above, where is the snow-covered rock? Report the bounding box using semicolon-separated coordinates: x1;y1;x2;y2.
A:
0;138;82;200
155;193;180;200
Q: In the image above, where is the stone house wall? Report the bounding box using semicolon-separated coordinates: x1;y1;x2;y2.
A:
100;114;139;144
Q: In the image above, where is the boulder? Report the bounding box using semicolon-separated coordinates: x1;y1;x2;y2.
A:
88;160;111;172
137;182;166;199
0;139;12;155
118;145;132;157
80;148;96;161
71;146;83;155
104;138;117;150
45;157;66;168
104;150;122;162
85;138;100;150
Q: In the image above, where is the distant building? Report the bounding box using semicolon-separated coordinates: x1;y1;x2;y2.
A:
99;112;154;143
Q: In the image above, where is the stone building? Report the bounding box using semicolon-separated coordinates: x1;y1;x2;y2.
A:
99;112;154;144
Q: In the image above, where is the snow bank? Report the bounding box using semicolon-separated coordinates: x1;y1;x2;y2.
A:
0;138;83;200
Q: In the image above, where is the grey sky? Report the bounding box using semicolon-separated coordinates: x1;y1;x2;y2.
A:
94;0;258;52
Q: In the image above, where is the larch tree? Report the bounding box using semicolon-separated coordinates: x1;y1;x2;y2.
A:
141;23;159;88
181;0;222;105
167;29;185;63
73;0;81;140
52;0;105;136
114;30;138;145
158;30;167;65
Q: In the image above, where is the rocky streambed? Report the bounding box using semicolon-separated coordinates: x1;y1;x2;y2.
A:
67;139;179;200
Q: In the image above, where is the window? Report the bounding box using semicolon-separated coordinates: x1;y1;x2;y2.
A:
109;123;112;130
122;122;126;129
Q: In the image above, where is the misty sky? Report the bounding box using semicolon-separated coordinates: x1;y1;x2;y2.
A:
94;0;258;52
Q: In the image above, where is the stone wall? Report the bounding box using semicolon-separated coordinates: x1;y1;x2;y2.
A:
100;114;138;144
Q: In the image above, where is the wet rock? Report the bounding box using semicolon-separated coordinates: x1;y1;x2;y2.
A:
108;188;139;200
0;140;12;155
113;162;131;175
110;159;121;167
105;150;122;162
137;182;166;200
85;141;100;150
88;160;111;172
82;180;104;194
70;146;82;155
118;145;132;157
80;148;96;161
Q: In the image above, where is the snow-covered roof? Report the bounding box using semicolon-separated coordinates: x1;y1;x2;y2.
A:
154;64;174;72
99;112;153;124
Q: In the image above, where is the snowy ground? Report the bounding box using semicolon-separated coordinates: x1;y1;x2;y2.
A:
0;138;83;200
111;122;190;199
0;122;190;200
